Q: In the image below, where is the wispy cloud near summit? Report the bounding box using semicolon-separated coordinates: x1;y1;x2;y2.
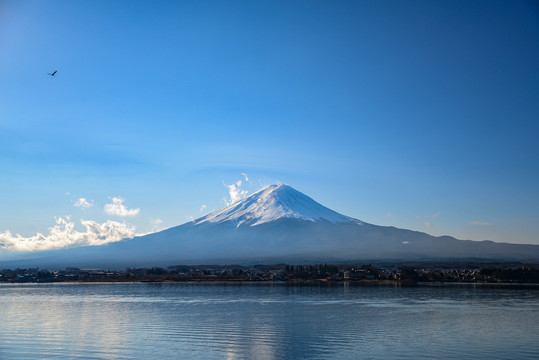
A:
224;180;248;206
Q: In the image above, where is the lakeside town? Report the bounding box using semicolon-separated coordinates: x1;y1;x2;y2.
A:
1;263;538;284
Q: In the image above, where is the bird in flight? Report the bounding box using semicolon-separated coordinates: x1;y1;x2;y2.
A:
47;70;57;76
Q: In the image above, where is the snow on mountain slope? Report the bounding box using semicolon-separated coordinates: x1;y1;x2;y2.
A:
196;184;360;227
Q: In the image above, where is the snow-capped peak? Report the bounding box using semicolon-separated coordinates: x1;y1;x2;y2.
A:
196;183;359;227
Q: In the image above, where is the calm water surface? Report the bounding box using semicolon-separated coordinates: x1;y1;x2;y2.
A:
0;282;537;359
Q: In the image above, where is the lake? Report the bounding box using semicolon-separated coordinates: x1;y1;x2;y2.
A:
0;282;537;359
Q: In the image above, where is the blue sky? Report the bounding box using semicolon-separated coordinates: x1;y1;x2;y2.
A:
0;0;538;251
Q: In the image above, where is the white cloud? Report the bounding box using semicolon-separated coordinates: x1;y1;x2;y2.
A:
424;221;432;228
241;173;249;182
74;198;93;208
224;180;248;206
200;204;207;212
0;216;136;252
104;197;140;217
150;218;163;232
469;221;492;226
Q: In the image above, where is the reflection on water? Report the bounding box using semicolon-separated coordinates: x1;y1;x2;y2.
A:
0;283;537;359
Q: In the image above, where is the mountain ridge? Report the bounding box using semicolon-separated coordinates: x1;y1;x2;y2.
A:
1;184;539;268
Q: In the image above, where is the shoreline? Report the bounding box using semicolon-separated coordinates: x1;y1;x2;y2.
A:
2;279;539;288
3;263;538;284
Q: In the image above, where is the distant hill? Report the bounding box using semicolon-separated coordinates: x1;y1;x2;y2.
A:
2;184;539;269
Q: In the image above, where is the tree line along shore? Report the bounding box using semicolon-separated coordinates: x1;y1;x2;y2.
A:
1;262;539;284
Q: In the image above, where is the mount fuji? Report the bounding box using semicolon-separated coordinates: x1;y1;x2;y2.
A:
195;184;358;227
5;184;539;268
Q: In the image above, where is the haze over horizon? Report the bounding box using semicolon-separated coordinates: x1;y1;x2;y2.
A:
1;0;538;253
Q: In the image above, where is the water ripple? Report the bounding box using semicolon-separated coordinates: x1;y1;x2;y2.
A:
0;283;537;360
